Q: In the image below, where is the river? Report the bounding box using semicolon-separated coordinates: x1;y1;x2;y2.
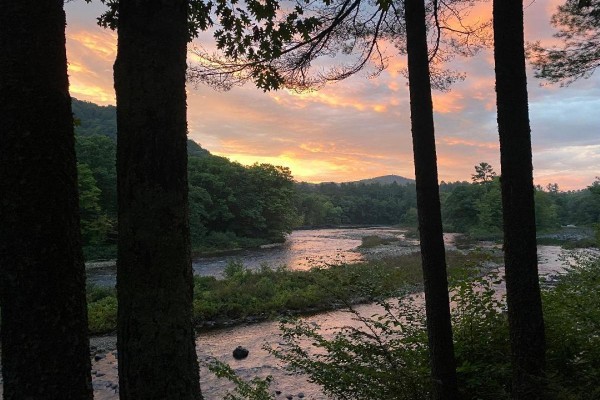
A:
0;228;588;399
88;227;426;287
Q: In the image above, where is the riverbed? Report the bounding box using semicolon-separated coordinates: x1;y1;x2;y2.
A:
2;224;588;399
86;227;459;287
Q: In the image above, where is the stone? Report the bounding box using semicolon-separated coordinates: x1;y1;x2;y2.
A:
232;346;249;360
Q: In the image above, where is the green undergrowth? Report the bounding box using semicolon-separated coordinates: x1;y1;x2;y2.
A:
358;235;400;248
210;252;599;400
87;250;497;335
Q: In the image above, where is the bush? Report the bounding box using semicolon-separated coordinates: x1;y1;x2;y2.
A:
262;254;600;399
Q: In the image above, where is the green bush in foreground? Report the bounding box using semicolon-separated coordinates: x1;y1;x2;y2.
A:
211;253;599;399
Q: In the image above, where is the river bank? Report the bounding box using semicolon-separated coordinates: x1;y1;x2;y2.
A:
73;244;582;399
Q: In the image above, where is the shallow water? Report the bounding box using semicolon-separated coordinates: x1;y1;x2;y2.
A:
2;233;591;399
87;227;420;287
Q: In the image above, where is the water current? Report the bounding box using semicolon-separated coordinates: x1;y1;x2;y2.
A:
0;228;588;399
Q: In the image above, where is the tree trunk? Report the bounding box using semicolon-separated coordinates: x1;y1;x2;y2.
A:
114;1;202;398
493;1;546;398
404;1;459;398
0;1;93;398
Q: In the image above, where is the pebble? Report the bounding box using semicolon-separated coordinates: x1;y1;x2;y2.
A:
232;346;249;360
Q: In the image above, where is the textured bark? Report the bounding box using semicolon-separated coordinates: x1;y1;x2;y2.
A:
114;1;202;398
404;1;459;398
493;1;546;398
0;1;93;399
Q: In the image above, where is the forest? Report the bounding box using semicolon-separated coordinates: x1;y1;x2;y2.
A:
74;98;600;258
1;0;599;400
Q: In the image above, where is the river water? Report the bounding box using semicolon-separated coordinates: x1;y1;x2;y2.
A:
0;228;589;399
87;227;424;287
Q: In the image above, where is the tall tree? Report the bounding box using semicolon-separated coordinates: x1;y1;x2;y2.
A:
0;0;93;398
529;0;600;85
493;0;546;398
187;1;486;396
404;1;459;397
471;162;497;184
113;0;201;398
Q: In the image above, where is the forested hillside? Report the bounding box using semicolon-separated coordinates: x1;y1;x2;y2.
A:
73;99;296;258
74;99;599;260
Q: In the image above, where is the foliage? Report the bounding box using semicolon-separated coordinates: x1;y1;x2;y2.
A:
294;181;417;227
451;273;510;399
261;255;600;400
77;162;111;245
85;251;492;334
359;235;399;248
72;98;118;139
268;270;508;399
471;162;497;184
206;359;274;400
188;155;298;250
530;0;600;85
188;0;490;91
72;99;297;258
271;296;431;399
543;253;600;399
86;285;118;334
442;184;485;232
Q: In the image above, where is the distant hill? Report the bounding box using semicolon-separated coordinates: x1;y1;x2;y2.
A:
72;98;209;157
353;175;414;185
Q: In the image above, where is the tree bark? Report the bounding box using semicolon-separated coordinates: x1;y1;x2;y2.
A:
114;1;202;398
404;1;459;398
0;1;93;398
493;1;546;398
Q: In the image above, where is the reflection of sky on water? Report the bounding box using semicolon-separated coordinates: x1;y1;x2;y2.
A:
192;227;411;277
86;227;464;286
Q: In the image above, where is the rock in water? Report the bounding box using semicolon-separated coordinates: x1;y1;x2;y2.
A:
232;346;249;360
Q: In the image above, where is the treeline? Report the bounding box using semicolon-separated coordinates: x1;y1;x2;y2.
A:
294;181;417;226
73;100;296;257
296;167;600;238
75;100;599;257
442;178;600;236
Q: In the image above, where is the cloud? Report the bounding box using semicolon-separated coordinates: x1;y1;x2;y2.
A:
62;0;600;190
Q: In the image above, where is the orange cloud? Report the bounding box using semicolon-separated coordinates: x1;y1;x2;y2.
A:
441;137;497;150
433;92;465;114
68;30;117;62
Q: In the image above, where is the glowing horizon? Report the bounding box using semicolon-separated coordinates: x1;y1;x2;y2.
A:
64;1;599;191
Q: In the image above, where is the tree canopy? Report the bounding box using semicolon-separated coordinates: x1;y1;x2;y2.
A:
529;0;600;85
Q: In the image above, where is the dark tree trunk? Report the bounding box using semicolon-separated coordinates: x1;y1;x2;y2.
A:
493;1;546;398
404;1;459;398
114;1;202;398
0;1;93;399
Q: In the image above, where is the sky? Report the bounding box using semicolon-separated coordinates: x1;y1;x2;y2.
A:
64;0;599;190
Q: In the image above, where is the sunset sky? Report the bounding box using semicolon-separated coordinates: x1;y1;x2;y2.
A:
64;0;599;190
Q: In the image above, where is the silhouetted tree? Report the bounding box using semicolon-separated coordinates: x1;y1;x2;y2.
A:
0;0;93;398
493;0;546;398
404;1;459;397
471;162;497;184
187;0;488;396
529;0;600;85
112;0;201;397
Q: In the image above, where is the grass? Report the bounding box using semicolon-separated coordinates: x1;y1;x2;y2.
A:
358;235;400;248
86;249;499;335
218;253;600;400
